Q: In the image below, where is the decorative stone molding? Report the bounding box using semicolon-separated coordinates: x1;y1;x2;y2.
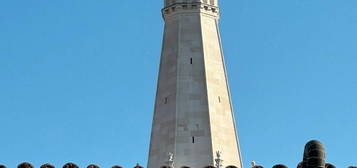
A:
162;2;219;19
0;141;350;168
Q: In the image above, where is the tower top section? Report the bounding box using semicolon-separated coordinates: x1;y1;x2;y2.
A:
164;0;218;7
162;0;219;19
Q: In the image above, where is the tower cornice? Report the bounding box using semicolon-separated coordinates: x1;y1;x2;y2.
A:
162;2;220;20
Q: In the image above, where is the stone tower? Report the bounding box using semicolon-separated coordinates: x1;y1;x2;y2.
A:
148;0;242;168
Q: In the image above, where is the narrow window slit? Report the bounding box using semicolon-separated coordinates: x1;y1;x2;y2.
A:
218;96;221;103
190;58;193;64
192;136;195;143
164;97;168;104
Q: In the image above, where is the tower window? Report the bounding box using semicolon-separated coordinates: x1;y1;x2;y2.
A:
164;97;168;104
192;136;195;143
190;58;193;64
218;96;221;103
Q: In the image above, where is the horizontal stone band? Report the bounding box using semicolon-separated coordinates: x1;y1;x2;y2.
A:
162;2;219;18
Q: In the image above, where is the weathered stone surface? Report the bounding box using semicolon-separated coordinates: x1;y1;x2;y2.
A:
204;166;215;168
148;1;242;168
303;140;325;168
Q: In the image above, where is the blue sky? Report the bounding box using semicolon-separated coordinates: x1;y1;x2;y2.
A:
0;0;356;168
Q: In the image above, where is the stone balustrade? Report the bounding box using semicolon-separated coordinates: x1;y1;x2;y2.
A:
0;141;354;168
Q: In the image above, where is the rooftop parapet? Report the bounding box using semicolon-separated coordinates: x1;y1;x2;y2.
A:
0;141;355;168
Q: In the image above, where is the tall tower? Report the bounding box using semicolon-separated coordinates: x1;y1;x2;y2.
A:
148;0;243;168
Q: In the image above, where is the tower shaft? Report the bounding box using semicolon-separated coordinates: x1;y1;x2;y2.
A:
148;1;242;168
